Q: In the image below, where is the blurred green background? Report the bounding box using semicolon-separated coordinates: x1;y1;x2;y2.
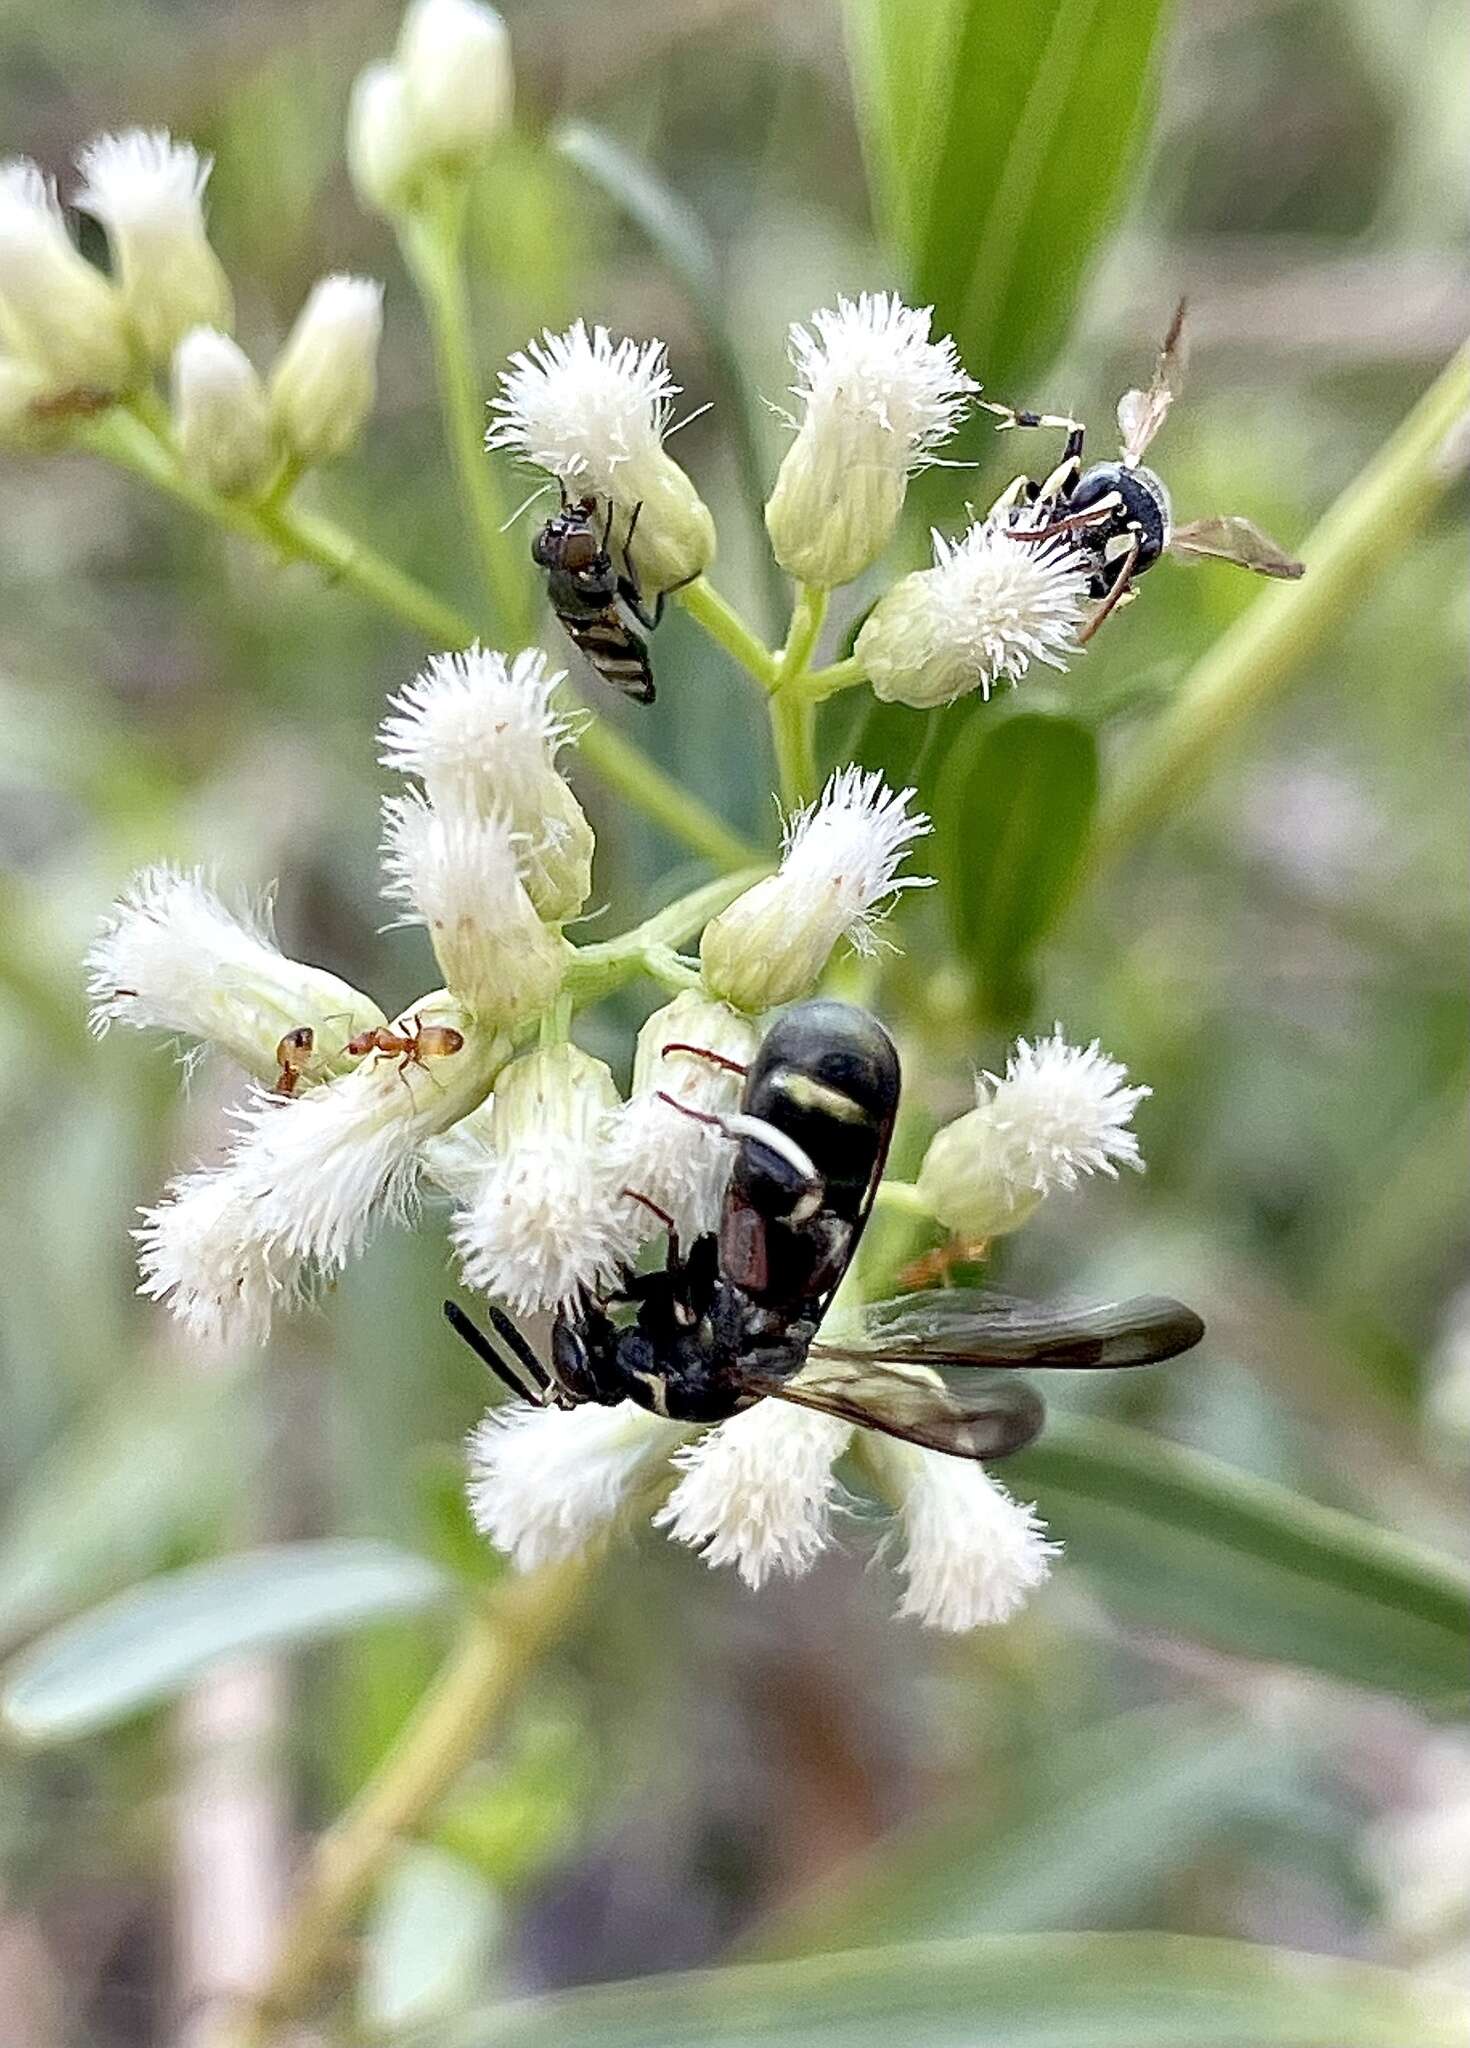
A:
1;0;1467;2041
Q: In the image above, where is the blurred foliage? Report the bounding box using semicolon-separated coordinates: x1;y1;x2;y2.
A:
0;0;1467;2041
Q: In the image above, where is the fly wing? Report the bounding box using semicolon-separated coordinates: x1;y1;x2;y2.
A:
810;1288;1205;1371
1117;298;1188;464
1169;516;1305;579
764;1355;1047;1462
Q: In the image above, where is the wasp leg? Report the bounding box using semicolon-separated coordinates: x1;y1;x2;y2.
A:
1013;495;1123;545
1078;538;1141;645
443;1300;548;1403
621;1186;682;1266
658;1042;749;1077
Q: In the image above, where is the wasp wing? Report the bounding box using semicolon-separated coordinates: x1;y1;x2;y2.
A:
1169;516;1304;579
765;1356;1047;1462
1117;297;1188;465
810;1288;1205;1371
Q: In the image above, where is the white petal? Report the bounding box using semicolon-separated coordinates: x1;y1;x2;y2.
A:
466;1399;679;1570
655;1402;853;1589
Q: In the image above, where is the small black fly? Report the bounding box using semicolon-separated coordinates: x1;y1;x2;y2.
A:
532;493;663;704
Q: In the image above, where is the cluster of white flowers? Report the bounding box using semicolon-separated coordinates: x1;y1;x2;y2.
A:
350;0;513;216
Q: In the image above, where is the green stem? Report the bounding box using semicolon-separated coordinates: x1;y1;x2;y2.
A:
565;865;770;1005
802;653;866;701
80;411;758;871
399;184;535;642
230;1561;589;2044
1093;339;1470;868
768;583;828;809
873;1178;928;1217
776;582;827;685
677;575;780;689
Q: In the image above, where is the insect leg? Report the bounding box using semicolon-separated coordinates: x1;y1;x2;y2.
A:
659;1042;749;1077
442;1300;547;1403
621;1186;682;1265
1078;538;1140;645
980;400;1085;437
1013;496;1122;545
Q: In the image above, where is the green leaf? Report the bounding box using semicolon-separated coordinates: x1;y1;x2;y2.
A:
1013;1415;1470;1708
358;1845;501;2032
935;711;1099;1023
1;1540;451;1745
846;0;1173;391
403;1932;1466;2048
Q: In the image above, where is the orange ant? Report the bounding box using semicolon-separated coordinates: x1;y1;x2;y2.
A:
346;1015;465;1081
897;1238;992;1292
272;1025;316;1097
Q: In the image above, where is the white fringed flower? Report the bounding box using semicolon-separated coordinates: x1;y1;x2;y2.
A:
380;792;568;1026
605;991;759;1246
74;130;231;363
488;321;714;592
268;275;383;465
379;648;593;921
861;1434;1060;1630
701;767;932;1011
171;327;276;498
0;159;132;391
466;1399;678;1570
397;0;513;167
655;1402;854;1589
135;1165;306;1349
86;864;384;1082
916;1028;1150;1240
765;292;977;588
857;512;1092;709
451;1044;639;1314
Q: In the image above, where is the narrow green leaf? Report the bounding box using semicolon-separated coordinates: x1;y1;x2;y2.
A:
935;711;1098;1023
1014;1415;1470;1707
2;1540;451;1744
846;0;1172;391
407;1932;1466;2048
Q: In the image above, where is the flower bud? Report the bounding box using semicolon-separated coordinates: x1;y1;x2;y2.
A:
700;767;931;1013
489;321;715;595
764;292;975;589
74;131;232;364
379;647;593;922
0;352;50;446
397;0;513;168
0;160;132;392
347;63;419;217
914;1028;1149;1240
856;513;1091;709
268;274;383;465
171;328;277;498
451;1042;639;1314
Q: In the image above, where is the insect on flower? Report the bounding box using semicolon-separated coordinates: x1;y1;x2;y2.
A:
446;1000;1205;1459
272;1024;315;1097
346;1014;465;1079
531;491;665;704
986;300;1304;642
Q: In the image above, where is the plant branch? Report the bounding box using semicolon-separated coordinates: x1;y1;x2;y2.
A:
767;583;828;809
564;864;770;1005
677;575;780;689
1093;339;1470;866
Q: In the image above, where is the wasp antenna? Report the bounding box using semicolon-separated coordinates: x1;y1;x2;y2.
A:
443;1300;545;1403
483;1304;553;1394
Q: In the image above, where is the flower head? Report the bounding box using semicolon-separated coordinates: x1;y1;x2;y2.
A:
488;321;714;592
764;292;977;587
0;159;132;392
861;1434;1060;1630
397;0;513;168
379;648;593;921
857;512;1092;710
451;1043;639;1314
916;1028;1150;1239
380;791;569;1026
467;1398;678;1571
700;767;932;1012
171;327;276;498
655;1402;853;1588
135;1164;308;1350
86;864;384;1082
604;990;759;1246
348;63;419;216
268;274;383;466
74;130;231;362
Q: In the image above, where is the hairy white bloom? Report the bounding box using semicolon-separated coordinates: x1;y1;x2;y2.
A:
605;991;759;1245
74;130;231;362
857;513;1092;709
268;274;382;465
398;0;513;167
381;791;569;1025
765;292;977;588
488;321;714;592
916;1028;1150;1239
701;767;932;1011
467;1398;678;1571
861;1434;1060;1630
86;865;384;1081
0;159;132;391
135;1165;306;1349
171;327;276;498
379;648;592;920
655;1402;853;1589
348;63;419;216
451;1044;639;1314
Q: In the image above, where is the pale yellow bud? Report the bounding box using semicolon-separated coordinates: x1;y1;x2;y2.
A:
269;275;382;465
171;328;277;498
